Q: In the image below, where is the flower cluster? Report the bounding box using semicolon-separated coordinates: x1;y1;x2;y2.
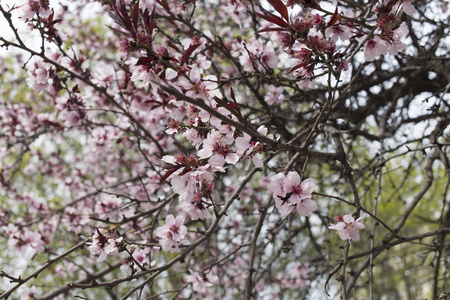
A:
274;262;309;289
155;214;188;252
161;154;215;220
360;13;409;61
258;0;413;85
26;61;54;92
268;171;317;217
88;229;124;262
161;124;272;222
121;249;149;271
329;214;365;241
185;270;219;293
3;225;46;258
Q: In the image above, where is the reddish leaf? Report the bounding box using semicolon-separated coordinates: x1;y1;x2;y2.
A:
228;87;243;117
267;0;289;22
230;86;237;103
106;24;130;37
131;0;140;31
258;27;289;33
148;19;156;36
108;0;135;36
327;7;341;26
108;11;126;30
167;44;182;53
180;43;201;65
47;10;54;22
224;102;240;113
47;19;63;27
136;56;156;66
42;120;62;128
159;167;180;184
301;0;319;8
156;0;171;13
118;0;132;25
141;7;156;35
287;63;306;74
256;5;289;28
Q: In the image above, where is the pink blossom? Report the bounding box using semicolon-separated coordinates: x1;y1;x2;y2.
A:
104;236;124;254
234;133;263;169
89;127;109;147
268;172;317;217
8;230;46;257
400;0;416;15
223;0;247;27
276;262;309;289
268;173;287;198
126;57;162;93
60;110;83;126
22;287;38;299
88;229;123;262
264;85;285;106
183;127;203;146
171;168;214;201
166;119;179;135
185;270;218;293
18;1;52;21
325;24;353;42
155;214;188;252
27;61;53;91
177;67;221;102
388;22;408;55
121;249;148;271
2;224;18;235
236;40;278;71
198;130;239;168
19;3;36;20
180;198;212;220
234;125;271;169
329;214;365;241
132;250;148;266
362;36;388;61
284;173;317;217
275;198;296;218
179;180;213;220
307;28;335;52
192;54;212;71
162;153;218;208
292;263;309;288
88;239;108;262
95;194;123;220
284;173;314;199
